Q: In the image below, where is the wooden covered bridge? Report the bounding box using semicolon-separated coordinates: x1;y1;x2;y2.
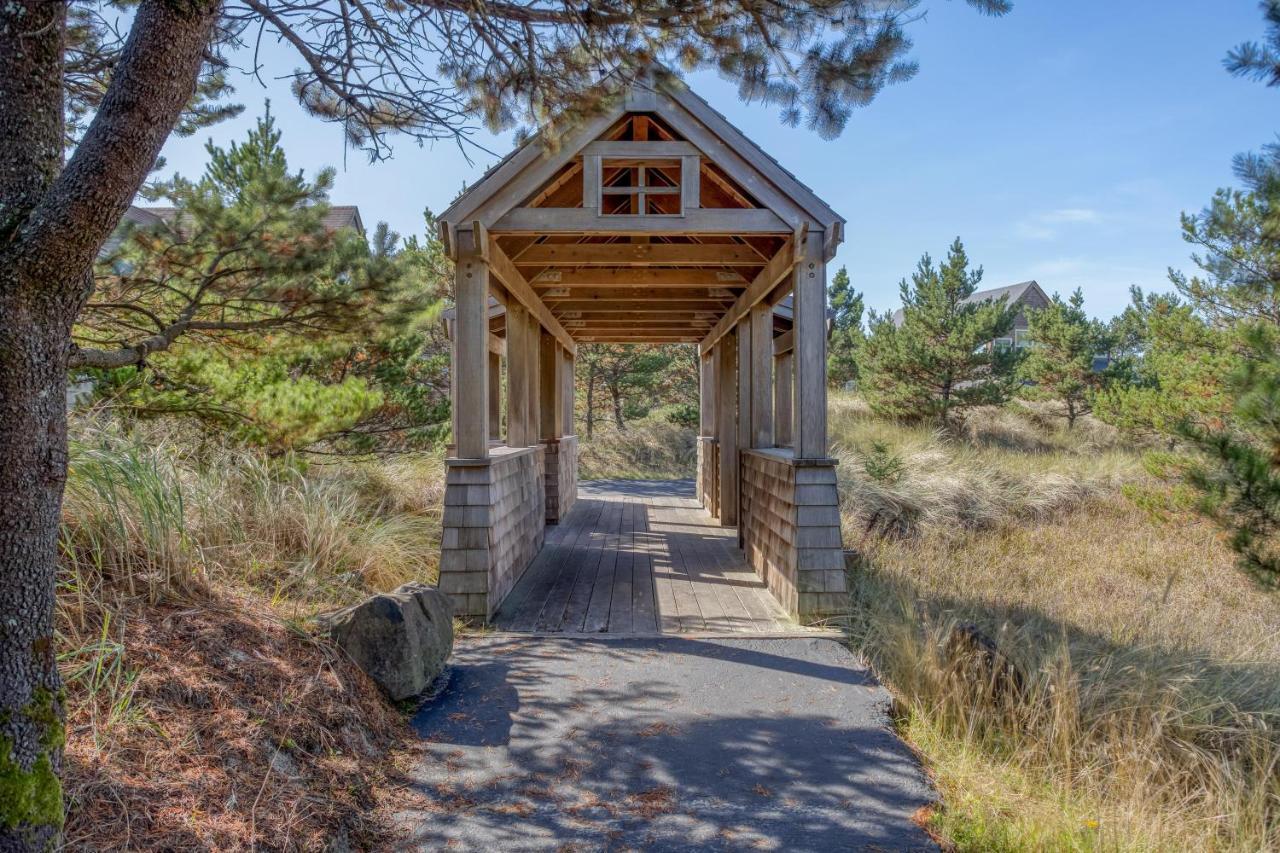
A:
437;73;848;631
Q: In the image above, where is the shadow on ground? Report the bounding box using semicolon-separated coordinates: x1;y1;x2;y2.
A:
399;636;935;851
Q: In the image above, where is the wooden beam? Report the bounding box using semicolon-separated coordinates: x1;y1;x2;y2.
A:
485;235;577;355
699;351;715;437
750;303;773;449
539;288;741;302
561;349;575;436
551;300;730;313
682;155;700;211
505;302;531;447
515;243;764;267
488;332;506;357
774;350;793;448
576;337;701;343
773;328;794;356
452;243;489;459
492;207;789;235
441;103;625;227
793;231;827;458
530;268;748;287
716;336;738;526
488;351;502;440
699;239;796;355
582;140;699;158
525;309;540;448
557;312;723;324
540;330;559;440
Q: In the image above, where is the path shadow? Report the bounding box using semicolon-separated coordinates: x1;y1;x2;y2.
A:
403;636;933;851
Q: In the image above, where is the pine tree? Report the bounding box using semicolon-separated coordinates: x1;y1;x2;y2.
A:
858;238;1017;423
827;266;865;388
83;110;441;453
1018;289;1104;428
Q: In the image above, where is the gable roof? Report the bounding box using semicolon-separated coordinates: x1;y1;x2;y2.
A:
891;280;1049;326
438;70;844;244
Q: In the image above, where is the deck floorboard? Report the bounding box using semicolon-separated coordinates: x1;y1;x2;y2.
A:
493;479;817;636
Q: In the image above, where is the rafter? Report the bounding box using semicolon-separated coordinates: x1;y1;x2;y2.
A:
700;237;798;355
537;287;740;302
515;243;763;267
528;268;748;287
484;234;577;355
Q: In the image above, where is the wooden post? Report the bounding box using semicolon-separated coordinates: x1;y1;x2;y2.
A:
539;331;560;440
735;318;752;545
774;350;793;448
453;238;489;458
525;310;541;444
749;303;773;448
699;351;715;437
793;231;827;458
562;351;575;435
506;302;530;447
488;351;502;441
716;336;738;526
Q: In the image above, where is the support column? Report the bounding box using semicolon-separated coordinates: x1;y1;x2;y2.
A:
525;309;541;446
716;335;738;526
488;350;502;441
562;350;575;436
736;318;753;546
441;233;500;619
452;241;489;458
749;303;773;449
539;332;560;440
774;350;793;448
506;302;530;447
697;351;719;514
793;231;828;459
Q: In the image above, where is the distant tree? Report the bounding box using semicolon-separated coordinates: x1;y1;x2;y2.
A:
857;238;1017;423
83;112;443;453
577;345;682;432
827;266;865;387
1017;289;1106;428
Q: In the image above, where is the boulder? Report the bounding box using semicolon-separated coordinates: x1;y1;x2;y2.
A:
320;582;454;700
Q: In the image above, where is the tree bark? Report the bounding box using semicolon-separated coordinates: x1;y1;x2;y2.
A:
585;363;597;439
0;2;220;847
610;383;626;431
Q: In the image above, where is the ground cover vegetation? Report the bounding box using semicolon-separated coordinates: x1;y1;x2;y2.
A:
12;0;1280;849
6;5;1017;841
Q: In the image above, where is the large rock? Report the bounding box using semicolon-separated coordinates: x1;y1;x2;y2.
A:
320;582;454;700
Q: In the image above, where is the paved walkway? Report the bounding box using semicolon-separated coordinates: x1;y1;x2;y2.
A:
401;636;935;851
495;479;821;636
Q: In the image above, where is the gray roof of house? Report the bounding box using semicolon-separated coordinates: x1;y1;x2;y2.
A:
103;202;365;258
891;279;1045;326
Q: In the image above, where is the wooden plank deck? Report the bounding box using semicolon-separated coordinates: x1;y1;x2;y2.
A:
494;479;823;636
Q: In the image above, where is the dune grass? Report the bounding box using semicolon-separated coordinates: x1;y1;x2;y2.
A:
577;417;696;480
56;416;441;848
829;393;1280;851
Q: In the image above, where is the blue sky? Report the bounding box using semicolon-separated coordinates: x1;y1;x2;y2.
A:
156;0;1279;321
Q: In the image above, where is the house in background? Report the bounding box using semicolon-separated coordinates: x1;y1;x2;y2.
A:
105;204;364;254
892;279;1052;352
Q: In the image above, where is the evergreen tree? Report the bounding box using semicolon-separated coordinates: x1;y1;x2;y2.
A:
83;111;443;453
857;238;1018;423
827;266;865;387
1017;289;1104;428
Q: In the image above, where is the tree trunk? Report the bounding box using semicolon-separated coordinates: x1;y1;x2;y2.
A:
610;384;626;431
0;2;220;846
0;279;76;851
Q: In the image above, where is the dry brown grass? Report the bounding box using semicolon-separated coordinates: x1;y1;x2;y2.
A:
57;417;443;849
577;417;695;480
831;393;1280;850
59;592;414;851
